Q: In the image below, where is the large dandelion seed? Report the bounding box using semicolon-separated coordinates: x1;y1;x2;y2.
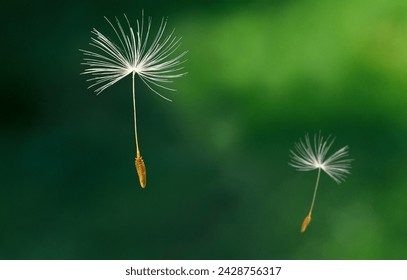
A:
80;12;188;188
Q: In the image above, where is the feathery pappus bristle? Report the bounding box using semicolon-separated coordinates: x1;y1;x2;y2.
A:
301;215;311;233
135;155;147;188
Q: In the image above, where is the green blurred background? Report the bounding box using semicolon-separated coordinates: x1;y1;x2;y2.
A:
1;0;407;259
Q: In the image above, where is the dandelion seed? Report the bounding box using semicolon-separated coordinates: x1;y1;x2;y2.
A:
289;132;352;232
80;12;187;188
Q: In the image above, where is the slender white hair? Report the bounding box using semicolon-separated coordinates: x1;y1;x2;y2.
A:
289;133;352;183
80;12;188;101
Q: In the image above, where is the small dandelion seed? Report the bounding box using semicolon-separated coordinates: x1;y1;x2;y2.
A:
289;132;352;233
80;12;187;188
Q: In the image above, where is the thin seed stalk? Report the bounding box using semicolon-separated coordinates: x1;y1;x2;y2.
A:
132;72;147;188
301;168;321;233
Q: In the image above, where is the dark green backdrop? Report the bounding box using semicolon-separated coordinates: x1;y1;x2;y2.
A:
1;0;407;259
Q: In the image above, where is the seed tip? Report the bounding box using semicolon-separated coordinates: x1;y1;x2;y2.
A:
301;214;311;233
135;154;147;188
